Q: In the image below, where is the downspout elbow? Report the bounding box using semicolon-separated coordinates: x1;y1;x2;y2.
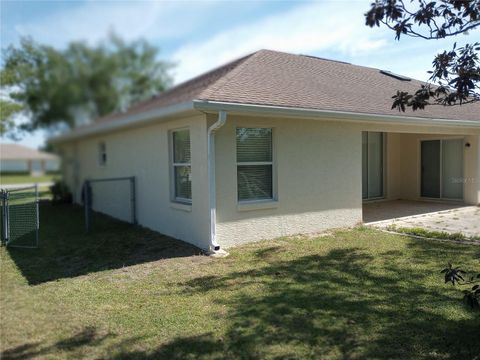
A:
208;110;227;136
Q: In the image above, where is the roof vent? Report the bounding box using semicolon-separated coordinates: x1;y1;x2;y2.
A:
380;70;411;81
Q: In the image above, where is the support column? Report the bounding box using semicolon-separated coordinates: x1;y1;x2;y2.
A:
464;135;480;205
477;135;480;205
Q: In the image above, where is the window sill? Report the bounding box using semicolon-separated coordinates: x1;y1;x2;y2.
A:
237;200;279;212
170;202;192;212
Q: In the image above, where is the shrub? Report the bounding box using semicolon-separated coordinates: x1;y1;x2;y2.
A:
50;181;73;204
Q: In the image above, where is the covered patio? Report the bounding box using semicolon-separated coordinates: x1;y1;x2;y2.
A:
360;129;479;237
363;199;466;223
363;200;480;237
361;131;479;204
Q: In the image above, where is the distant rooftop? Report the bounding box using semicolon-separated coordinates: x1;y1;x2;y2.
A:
0;143;58;160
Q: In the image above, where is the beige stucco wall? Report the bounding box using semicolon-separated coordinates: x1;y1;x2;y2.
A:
58;114;212;250
59;142;78;197
212;115;479;248
463;135;480;205
57;110;479;250
385;133;402;200
212;115;363;248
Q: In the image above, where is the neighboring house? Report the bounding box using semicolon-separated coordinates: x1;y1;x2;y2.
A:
0;143;60;176
50;50;480;253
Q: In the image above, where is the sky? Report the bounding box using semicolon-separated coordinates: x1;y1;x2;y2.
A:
1;0;478;149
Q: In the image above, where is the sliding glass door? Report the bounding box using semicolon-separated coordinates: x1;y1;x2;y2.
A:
362;132;384;200
421;139;463;200
442;139;464;199
420;140;441;198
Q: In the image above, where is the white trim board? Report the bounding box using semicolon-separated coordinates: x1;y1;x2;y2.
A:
193;100;480;129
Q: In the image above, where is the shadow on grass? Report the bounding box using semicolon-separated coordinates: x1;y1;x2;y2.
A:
110;245;480;359
1;326;114;360
7;202;203;285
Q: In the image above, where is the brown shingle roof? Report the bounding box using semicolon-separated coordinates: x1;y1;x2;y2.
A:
95;53;254;124
0;144;58;160
69;49;480;134
198;49;480;121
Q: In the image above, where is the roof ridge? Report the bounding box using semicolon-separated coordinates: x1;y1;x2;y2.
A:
95;52;256;123
157;52;255;98
197;50;262;100
264;49;429;84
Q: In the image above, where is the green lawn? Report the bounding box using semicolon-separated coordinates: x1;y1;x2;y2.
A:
0;173;60;185
1;203;479;359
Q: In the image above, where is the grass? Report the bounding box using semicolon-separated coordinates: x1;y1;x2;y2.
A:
386;224;480;242
0;172;60;185
1;203;479;359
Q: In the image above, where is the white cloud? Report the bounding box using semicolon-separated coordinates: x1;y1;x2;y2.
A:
171;2;388;83
13;1;217;47
7;0;467;149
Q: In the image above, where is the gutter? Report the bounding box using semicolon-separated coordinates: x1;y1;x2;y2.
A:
207;110;227;253
193;100;480;129
49;101;195;144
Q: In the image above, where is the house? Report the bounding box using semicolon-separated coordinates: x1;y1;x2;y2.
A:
0;143;60;176
50;50;480;253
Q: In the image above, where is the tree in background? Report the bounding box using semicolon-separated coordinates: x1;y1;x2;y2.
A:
1;34;172;138
365;0;479;111
0;100;23;137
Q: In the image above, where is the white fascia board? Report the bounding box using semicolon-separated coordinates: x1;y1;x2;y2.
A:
193;100;480;129
49;101;195;144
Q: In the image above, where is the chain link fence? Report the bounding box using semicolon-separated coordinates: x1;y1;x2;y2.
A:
1;185;39;248
83;177;136;233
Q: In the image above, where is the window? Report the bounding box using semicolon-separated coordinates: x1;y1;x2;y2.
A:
172;129;192;203
98;142;107;166
236;127;273;202
362;132;384;200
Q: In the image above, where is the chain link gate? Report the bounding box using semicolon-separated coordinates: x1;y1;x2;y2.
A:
1;185;39;248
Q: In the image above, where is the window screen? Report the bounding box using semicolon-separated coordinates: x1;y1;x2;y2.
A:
236;128;273;201
172;130;192;202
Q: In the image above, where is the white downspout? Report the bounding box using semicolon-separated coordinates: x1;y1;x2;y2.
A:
207;110;227;252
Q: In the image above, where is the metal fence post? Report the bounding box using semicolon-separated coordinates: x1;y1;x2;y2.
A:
5;191;9;246
84;180;91;233
35;184;39;247
1;190;6;246
130;177;137;225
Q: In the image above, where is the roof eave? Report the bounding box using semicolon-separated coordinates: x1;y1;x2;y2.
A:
49;101;196;144
193;100;480;129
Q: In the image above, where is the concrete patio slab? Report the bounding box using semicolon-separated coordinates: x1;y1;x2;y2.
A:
364;200;480;237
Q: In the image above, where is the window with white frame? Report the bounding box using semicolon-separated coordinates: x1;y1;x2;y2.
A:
98;141;107;166
236;127;274;202
172;129;192;203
